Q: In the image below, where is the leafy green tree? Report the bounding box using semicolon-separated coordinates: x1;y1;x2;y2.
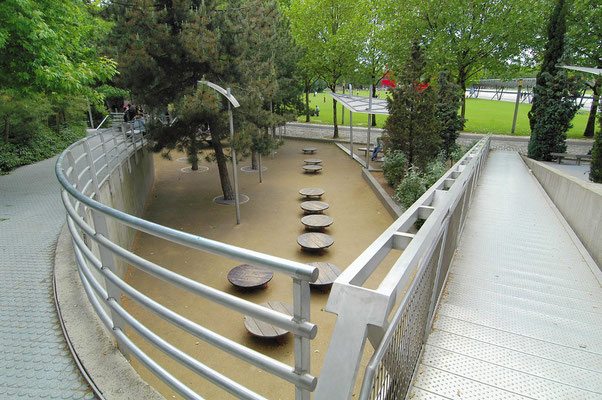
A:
288;0;366;138
528;0;581;160
0;0;116;145
383;43;441;169
567;0;602;137
392;0;543;118
436;72;465;158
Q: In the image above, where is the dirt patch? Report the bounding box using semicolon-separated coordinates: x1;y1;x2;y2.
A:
124;139;395;399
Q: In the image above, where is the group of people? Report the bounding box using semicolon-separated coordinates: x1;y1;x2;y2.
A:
123;104;144;122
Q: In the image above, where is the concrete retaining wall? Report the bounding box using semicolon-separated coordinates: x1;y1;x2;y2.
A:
522;156;602;269
97;147;155;278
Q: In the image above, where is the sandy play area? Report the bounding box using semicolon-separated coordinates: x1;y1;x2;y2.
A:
124;138;396;399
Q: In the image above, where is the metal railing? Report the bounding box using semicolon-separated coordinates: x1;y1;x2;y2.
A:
56;129;319;400
314;136;491;400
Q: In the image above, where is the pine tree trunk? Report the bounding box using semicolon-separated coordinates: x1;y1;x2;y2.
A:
211;134;234;200
584;80;599;137
251;150;258;170
189;131;199;170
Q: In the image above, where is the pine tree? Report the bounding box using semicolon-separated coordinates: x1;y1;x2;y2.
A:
528;0;581;160
382;42;441;169
436;72;465;159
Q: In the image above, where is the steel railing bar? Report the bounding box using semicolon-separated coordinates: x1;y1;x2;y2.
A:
66;216;317;391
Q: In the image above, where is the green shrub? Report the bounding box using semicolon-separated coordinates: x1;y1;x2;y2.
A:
0;125;85;173
383;149;408;186
394;167;427;208
423;155;447;187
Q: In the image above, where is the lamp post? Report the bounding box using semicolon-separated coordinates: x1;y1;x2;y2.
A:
198;80;242;224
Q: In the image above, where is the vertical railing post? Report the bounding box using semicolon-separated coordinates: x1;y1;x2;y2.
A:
293;279;311;400
131;122;139;164
99;133;113;195
82;140;130;358
121;128;132;173
112;135;124;183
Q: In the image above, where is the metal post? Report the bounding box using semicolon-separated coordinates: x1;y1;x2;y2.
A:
349;84;354;158
82;141;130;357
511;79;523;134
228;88;241;225
366;85;373;170
293;279;311;400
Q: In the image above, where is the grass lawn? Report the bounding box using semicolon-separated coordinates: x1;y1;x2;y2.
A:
298;91;598;139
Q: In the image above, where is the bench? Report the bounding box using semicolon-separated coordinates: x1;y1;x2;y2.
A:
303;165;322;173
227;264;273;290
550;153;592;166
357;147;383;156
243;301;292;342
299;188;325;199
297;232;334;252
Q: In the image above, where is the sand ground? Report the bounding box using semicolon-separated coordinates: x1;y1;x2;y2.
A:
124;138;395;399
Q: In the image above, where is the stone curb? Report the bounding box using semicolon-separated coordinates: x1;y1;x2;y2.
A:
54;223;164;400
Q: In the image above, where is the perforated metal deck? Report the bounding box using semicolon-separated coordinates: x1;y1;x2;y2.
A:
410;151;602;400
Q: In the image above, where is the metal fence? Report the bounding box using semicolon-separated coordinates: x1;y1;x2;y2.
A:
314;136;490;400
358;137;490;400
56;129;318;400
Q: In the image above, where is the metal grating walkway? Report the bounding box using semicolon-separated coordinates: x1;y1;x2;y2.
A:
410;151;602;400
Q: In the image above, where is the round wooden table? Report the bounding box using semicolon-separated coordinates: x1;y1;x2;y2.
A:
304;158;322;165
307;262;342;289
243;301;293;340
302;147;317;154
299;187;325;199
227;264;273;289
300;201;329;214
297;232;334;251
301;214;334;230
303;165;322;173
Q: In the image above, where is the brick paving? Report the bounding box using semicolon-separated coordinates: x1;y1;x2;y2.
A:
0;156;93;399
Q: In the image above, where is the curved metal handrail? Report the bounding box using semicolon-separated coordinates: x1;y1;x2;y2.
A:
56;130;318;400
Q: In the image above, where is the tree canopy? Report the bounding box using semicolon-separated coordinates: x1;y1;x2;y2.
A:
0;0;116;97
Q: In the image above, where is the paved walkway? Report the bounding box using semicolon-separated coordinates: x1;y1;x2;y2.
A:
285;123;594;155
0;157;93;399
410;151;602;399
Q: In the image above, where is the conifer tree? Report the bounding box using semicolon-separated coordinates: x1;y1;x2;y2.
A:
382;42;441;169
528;0;580;160
436;72;465;159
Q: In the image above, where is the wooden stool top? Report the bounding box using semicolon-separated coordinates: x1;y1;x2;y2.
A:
243;301;293;339
297;232;334;251
304;158;322;165
227;264;273;289
303;165;322;173
302;147;317;154
300;201;329;214
307;262;342;287
299;187;325;198
301;214;334;230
